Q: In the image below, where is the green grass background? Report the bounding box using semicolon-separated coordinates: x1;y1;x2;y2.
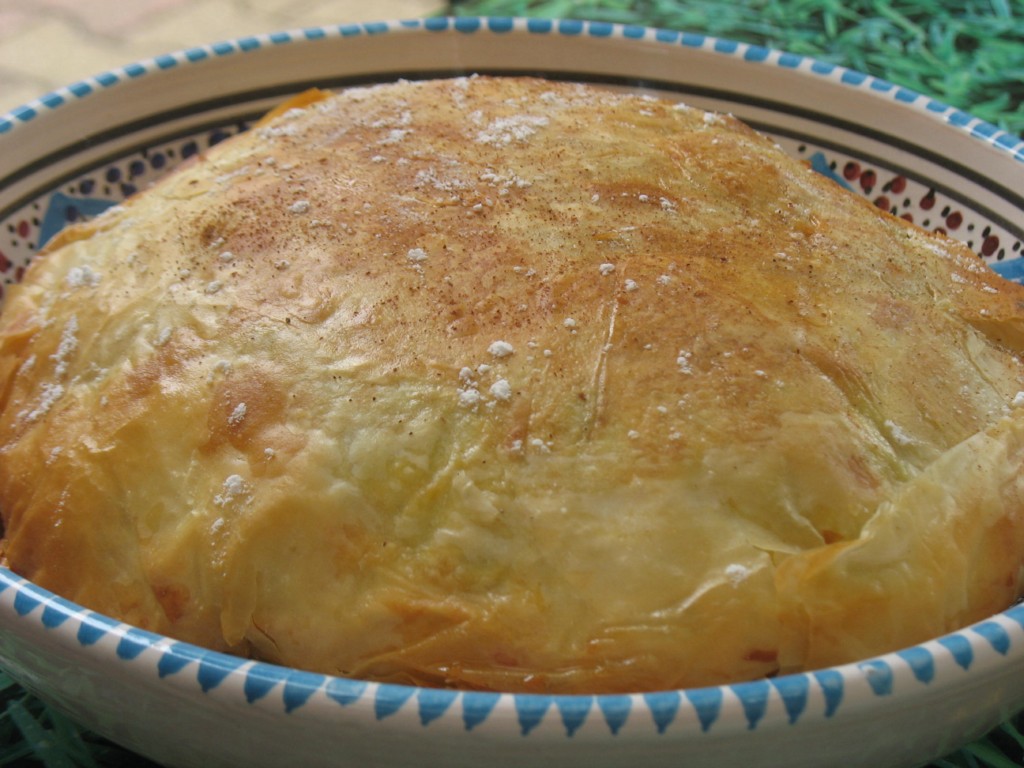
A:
3;1;1024;766
452;0;1024;134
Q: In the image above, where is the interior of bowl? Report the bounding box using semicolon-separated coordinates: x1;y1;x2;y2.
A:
2;17;1024;768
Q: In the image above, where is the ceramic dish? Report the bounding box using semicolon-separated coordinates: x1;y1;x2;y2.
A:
2;17;1024;768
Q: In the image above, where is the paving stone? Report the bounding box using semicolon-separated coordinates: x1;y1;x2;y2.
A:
294;0;443;25
0;17;141;108
0;0;445;115
0;8;42;43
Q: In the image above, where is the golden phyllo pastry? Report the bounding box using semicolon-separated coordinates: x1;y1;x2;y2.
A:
2;76;1024;693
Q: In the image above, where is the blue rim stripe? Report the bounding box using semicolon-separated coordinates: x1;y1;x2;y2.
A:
0;16;1015;170
0;562;1015;734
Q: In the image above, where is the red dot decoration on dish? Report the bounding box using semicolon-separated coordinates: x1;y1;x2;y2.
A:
1;123;252;288
790;141;1019;267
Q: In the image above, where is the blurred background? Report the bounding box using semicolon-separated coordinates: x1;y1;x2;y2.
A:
0;0;1022;134
1;1;1023;766
0;0;444;114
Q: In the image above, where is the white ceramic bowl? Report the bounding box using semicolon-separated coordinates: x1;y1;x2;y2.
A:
2;17;1024;768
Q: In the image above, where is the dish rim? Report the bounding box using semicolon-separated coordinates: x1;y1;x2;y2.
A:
1;14;1024;749
4;563;1024;737
2;16;1022;162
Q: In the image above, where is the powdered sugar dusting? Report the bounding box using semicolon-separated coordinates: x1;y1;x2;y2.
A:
379;128;411;145
22;382;65;423
414;167;468;193
677;350;694;374
65;265;102;288
479;169;532;193
884;419;916;446
228;402;247;426
725;564;751;585
52;316;79;377
476;114;550;146
214;474;250;507
155;327;173;346
489;379;512;401
488;340;515;358
458;388;483;408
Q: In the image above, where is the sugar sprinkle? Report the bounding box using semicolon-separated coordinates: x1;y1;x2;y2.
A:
488;340;515;358
489;379;513;401
228;402;247;426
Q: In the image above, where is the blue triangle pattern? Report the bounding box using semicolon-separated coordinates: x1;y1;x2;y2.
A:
36;603;65;629
157;642;203;678
515;694;552;735
325;676;368;708
12;588;41;617
418;688;458;726
462;691;500;731
375;685;416;720
812;669;844;718
937;634;974;670
991;259;1024;283
858;660;894;696
76;612;119;646
684;687;722;733
896;647;935;684
197;654;247;693
243;664;287;704
40;596;78;629
809;151;855;191
116;627;163;661
554;695;592;736
282;670;323;713
974;621;1011;655
643;691;681;734
157;652;193;678
1004;603;1024;630
731;679;771;730
770;675;809;724
598;695;632;734
38;191;118;249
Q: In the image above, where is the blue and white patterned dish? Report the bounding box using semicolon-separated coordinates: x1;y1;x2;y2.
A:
1;17;1024;768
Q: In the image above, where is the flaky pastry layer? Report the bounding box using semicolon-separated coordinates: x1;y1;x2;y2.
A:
3;77;1024;693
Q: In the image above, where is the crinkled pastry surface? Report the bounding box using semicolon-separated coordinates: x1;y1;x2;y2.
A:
3;76;1024;693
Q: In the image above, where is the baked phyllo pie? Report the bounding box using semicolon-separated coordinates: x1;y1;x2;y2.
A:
2;76;1024;693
